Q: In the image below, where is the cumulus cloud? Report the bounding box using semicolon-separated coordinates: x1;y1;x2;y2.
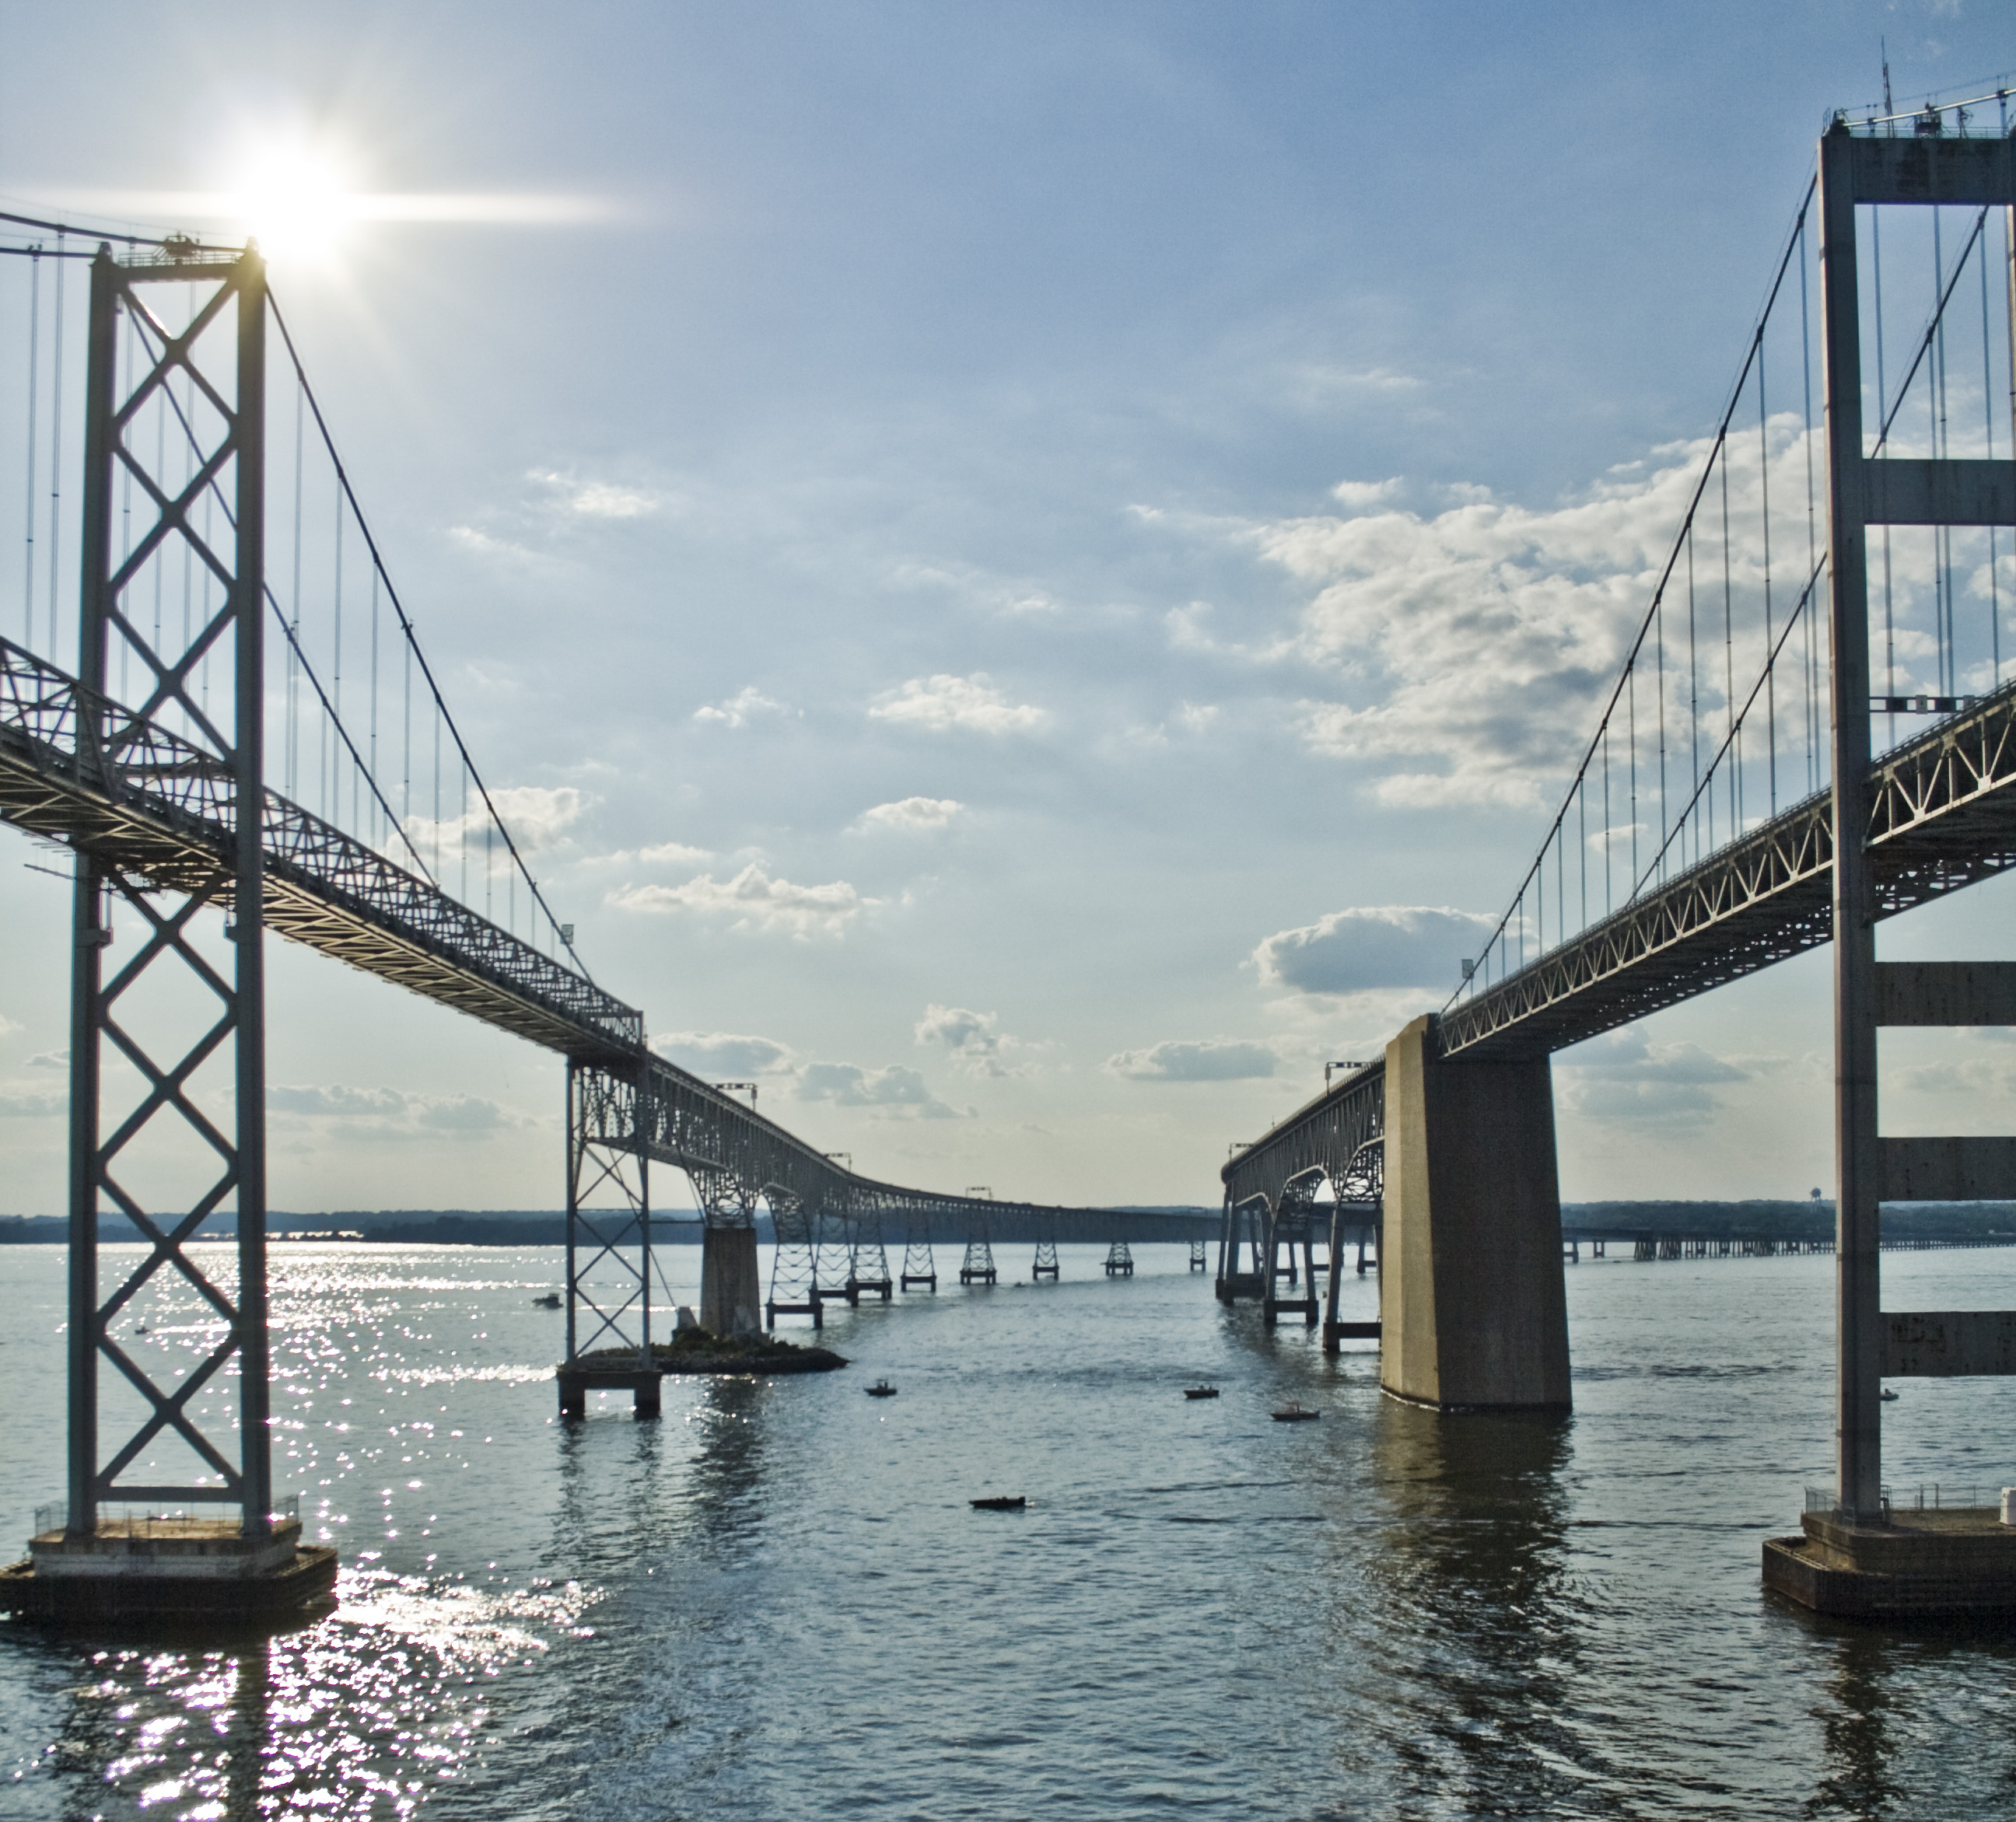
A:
0;1087;63;1117
405;785;589;862
1240;423;1820;806
694;686;789;728
796;1061;968;1120
268;1085;410;1117
1555;1028;1746;1124
914;1003;1034;1076
1253;904;1499;997
1106;1039;1279;1082
585;839;712;868
27;1049;65;1069
856;796;964;834
608;864;866;936
265;1083;521;1139
653;1031;796;1077
529;470;661;519
1331;477;1405;509
869;673;1048;735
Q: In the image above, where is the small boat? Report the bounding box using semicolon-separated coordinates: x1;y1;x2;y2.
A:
1880;1387;1900;1402
866;1379;898;1397
1183;1387;1220;1401
970;1495;1027;1511
531;1292;562;1309
1271;1401;1319;1423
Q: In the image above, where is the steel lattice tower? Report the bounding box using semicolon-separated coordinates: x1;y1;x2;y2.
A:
66;244;272;1536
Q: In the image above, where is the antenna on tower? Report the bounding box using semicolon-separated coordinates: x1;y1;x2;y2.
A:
1881;38;1895;134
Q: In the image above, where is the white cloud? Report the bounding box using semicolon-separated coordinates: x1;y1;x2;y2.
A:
529;470;661;519
796;1061;968;1119
869;673;1048;735
1253;904;1500;997
268;1084;409;1117
1106;1039;1279;1082
26;1049;65;1069
1331;477;1404;509
265;1083;522;1139
653;1031;796;1076
914;1002;1033;1076
639;840;710;865
856;796;964;833
0;1087;63;1117
694;685;790;728
446;524;543;566
1240;422;1822;807
1555;1028;1746;1125
607;863;866;936
1173;701;1220;734
582;839;712;868
404;785;589;863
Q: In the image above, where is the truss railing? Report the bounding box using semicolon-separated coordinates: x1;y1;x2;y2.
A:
0;635;641;1058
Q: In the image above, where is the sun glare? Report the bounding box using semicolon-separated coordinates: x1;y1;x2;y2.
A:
233;145;353;264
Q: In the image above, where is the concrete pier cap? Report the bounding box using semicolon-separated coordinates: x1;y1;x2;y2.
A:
1380;1016;1572;1412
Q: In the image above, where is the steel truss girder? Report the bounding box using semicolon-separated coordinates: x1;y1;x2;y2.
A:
1433;676;2016;1062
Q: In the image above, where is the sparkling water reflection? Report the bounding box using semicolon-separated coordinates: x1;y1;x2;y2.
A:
4;1242;2016;1818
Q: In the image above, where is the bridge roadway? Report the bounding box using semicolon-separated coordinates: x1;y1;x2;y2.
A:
0;633;1132;1255
1223;673;2016;1281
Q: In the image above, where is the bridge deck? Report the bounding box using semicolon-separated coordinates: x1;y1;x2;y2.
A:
1227;680;2016;1198
1439;678;2016;1060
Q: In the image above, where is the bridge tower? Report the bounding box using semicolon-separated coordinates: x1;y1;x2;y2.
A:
17;242;334;1621
1814;121;2016;1523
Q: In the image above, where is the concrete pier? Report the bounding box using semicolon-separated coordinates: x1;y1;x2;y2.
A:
1764;1507;2016;1618
1379;1016;1570;1411
702;1225;763;1335
1;1516;338;1627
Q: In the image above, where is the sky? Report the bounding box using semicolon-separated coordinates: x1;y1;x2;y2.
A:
2;1;2014;1215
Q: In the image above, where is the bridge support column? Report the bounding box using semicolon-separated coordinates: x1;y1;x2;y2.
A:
701;1226;763;1336
1380;1016;1570;1411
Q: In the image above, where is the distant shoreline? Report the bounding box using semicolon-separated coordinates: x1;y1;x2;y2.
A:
5;1199;2014;1247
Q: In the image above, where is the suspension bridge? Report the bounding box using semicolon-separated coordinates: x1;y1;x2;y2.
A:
0;208;1194;1621
1220;107;2016;1610
4;100;2013;1624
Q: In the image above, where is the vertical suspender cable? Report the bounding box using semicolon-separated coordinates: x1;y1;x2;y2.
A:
289;376;303;797
369;566;380;846
1801;215;1819;792
1720;452;1737;834
1873;206;1895;741
1687;526;1699;862
23;248;37;646
1983;215;2000;684
1758;336;1776;815
47;232;63;659
1932;207;1951;695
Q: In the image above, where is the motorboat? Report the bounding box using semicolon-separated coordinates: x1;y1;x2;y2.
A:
1271;1401;1319;1422
970;1495;1027;1511
531;1292;562;1309
1183;1387;1220;1400
866;1379;898;1397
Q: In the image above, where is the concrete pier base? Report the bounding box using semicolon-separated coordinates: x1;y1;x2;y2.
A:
1380;1016;1571;1411
701;1225;763;1335
556;1362;663;1418
0;1518;338;1628
1763;1508;2016;1618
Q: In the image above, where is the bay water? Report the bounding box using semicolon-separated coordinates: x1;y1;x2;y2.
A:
3;1240;2015;1819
